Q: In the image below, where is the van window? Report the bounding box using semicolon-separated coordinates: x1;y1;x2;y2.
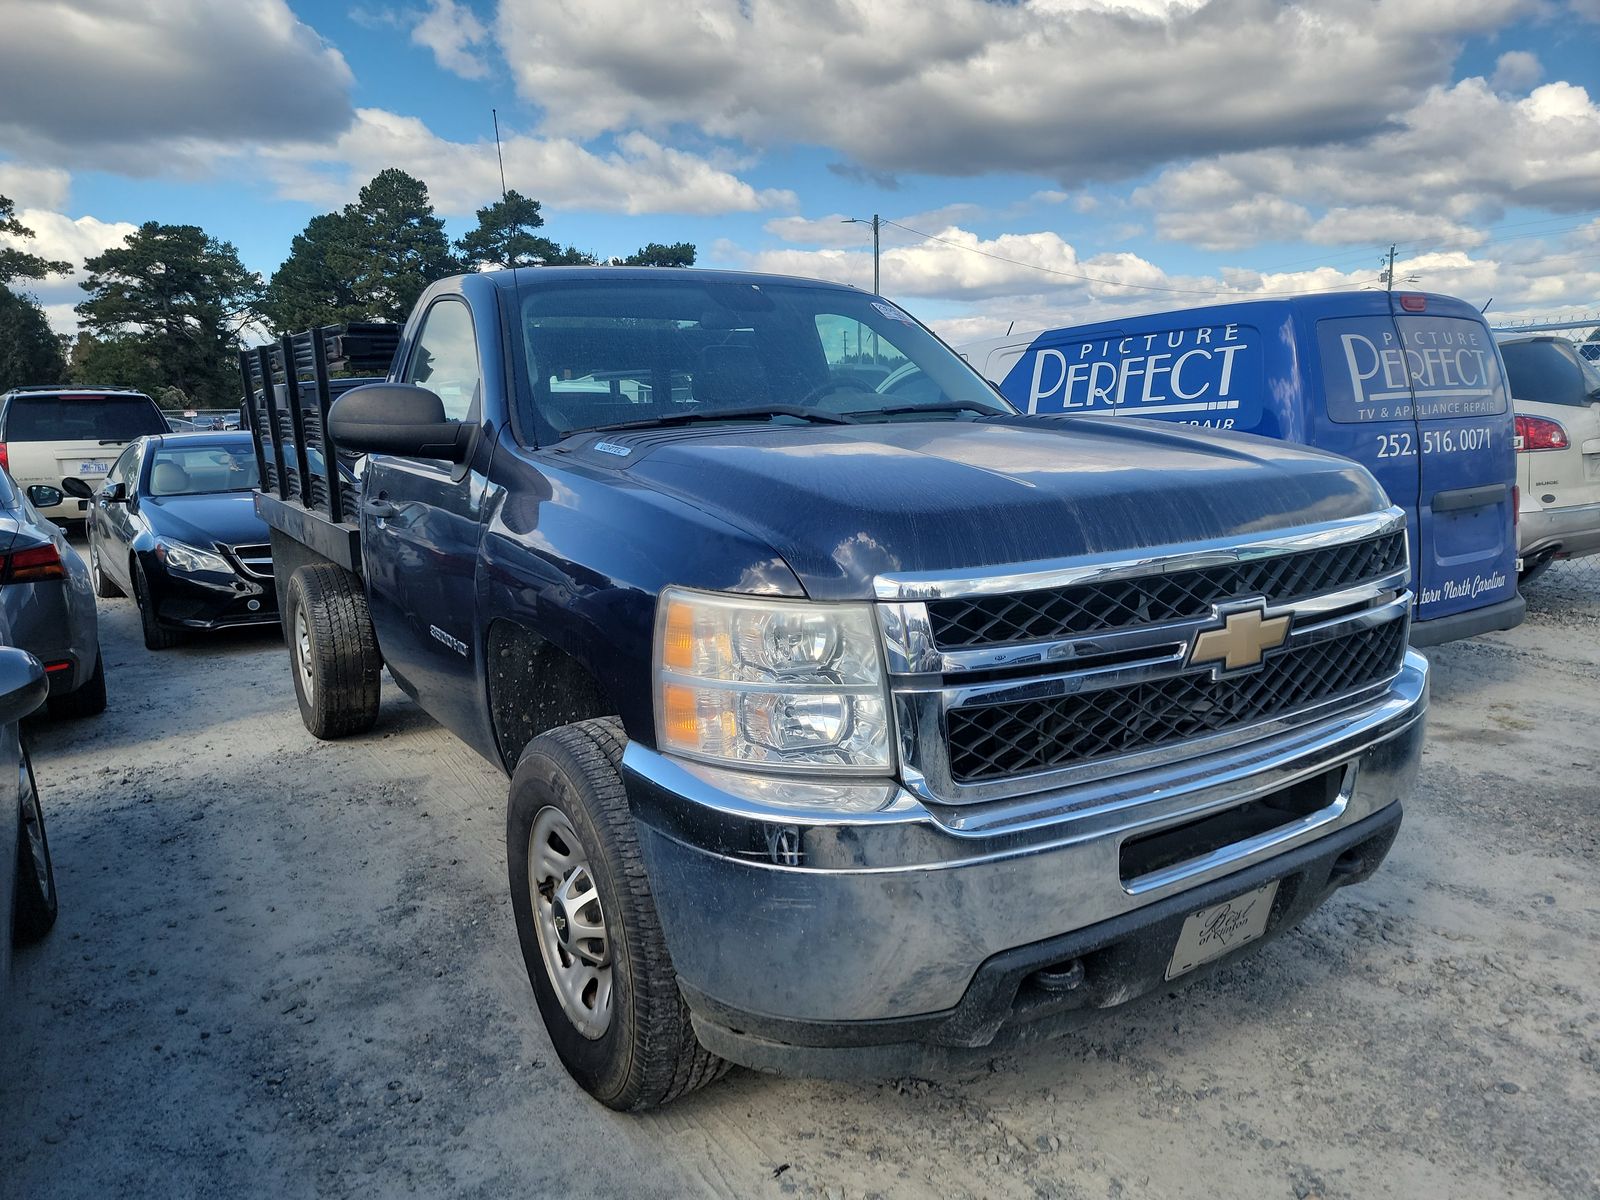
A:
3;393;168;442
1501;338;1600;408
1319;316;1506;423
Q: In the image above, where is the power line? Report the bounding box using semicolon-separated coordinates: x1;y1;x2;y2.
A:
879;219;1387;298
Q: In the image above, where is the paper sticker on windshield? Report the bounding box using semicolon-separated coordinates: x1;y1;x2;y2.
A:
872;301;914;325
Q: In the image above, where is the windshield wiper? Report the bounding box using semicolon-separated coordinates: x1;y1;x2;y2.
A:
581;405;856;433
849;402;1006;420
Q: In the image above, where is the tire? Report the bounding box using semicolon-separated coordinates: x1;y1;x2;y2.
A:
14;742;57;943
47;652;107;720
90;543;122;599
284;563;382;740
132;560;180;651
507;717;728;1111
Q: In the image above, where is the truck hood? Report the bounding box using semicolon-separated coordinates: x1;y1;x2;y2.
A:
566;417;1389;601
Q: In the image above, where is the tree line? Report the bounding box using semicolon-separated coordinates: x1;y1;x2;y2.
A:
0;168;696;405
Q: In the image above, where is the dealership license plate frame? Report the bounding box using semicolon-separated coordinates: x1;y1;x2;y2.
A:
1165;880;1279;980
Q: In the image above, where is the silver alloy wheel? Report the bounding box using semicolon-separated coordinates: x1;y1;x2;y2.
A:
294;607;315;700
528;805;612;1039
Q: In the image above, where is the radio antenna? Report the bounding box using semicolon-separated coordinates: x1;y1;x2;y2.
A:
492;108;508;201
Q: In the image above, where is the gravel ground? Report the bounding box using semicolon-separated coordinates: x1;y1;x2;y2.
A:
2;550;1597;1200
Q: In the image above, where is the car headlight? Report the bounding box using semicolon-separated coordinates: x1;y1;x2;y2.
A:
654;587;893;774
156;539;231;574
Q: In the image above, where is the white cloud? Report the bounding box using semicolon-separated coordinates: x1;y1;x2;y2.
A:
1490;50;1542;92
0;164;70;212
495;0;1529;180
1135;76;1600;250
0;207;139;332
261;109;795;217
411;0;493;79
0;0;353;173
723;218;1600;344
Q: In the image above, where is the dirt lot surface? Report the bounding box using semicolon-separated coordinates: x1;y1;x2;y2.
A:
2;550;1597;1200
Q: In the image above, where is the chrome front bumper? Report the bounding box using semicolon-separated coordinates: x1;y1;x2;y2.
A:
625;649;1428;1035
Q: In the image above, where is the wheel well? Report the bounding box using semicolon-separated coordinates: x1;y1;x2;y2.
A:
487;621;616;772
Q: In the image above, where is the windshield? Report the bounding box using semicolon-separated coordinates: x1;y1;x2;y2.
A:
147;442;260;497
4;393;169;442
514;277;1013;439
1501;338;1600;407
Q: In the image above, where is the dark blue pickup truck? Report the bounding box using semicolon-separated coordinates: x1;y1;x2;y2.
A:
245;268;1429;1109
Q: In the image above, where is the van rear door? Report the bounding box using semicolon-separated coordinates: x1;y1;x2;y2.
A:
1313;296;1516;629
1390;297;1517;626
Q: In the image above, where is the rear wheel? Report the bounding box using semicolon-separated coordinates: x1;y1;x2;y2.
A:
90;542;122;599
507;717;727;1110
14;742;57;943
132;560;180;651
46;652;107;719
284;563;382;740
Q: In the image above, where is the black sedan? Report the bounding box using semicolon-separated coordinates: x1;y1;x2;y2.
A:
72;432;278;650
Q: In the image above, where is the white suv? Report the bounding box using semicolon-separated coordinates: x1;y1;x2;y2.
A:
1498;335;1600;581
0;386;170;524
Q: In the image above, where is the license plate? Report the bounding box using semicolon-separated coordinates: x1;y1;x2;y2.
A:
77;460;110;475
1165;881;1278;980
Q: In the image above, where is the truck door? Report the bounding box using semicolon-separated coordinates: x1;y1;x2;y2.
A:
360;296;492;731
1390;298;1517;627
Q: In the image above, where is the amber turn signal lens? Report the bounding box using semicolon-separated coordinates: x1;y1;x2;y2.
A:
662;600;695;671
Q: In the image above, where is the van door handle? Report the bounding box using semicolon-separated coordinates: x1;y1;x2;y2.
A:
365;499;400;519
1431;483;1509;513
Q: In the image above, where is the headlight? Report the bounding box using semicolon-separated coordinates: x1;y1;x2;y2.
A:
654;587;893;774
156;539;231;574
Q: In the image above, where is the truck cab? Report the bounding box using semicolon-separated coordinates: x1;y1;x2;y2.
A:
246;268;1428;1110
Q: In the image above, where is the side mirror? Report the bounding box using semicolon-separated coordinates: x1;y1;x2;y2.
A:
27;484;64;509
0;647;47;726
328;384;474;462
101;481;128;504
59;477;94;500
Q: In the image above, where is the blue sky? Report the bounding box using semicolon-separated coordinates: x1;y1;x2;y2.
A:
1;0;1597;342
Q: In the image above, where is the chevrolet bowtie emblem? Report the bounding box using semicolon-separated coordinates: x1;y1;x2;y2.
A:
1188;605;1291;673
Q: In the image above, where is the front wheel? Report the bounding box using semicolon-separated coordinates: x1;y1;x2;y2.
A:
133;560;180;651
507;718;726;1110
14;743;57;942
284;564;381;740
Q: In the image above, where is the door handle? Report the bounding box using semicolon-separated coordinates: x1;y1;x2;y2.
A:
365;499;400;519
1431;483;1509;513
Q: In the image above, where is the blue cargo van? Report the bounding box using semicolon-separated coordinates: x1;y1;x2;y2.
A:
959;291;1523;645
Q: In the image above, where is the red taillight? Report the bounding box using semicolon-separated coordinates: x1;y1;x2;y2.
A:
2;544;67;584
1399;294;1427;312
0;442;8;472
1514;414;1569;452
43;660;72;674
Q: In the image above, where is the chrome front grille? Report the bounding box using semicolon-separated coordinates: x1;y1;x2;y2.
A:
945;619;1406;783
228;543;273;580
927;531;1406;648
876;509;1413;805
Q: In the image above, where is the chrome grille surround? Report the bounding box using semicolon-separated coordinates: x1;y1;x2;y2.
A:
226;542;274;581
875;508;1412;806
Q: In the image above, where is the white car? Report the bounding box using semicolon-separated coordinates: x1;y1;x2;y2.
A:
0;386;170;525
1498;335;1600;580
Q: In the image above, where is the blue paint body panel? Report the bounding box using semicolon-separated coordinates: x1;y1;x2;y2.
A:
983;291;1519;640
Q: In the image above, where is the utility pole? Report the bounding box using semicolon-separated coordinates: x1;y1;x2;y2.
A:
1384;243;1397;292
843;214;882;294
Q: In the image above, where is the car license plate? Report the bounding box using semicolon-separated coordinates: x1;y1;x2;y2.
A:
1165;881;1278;980
77;460;110;475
